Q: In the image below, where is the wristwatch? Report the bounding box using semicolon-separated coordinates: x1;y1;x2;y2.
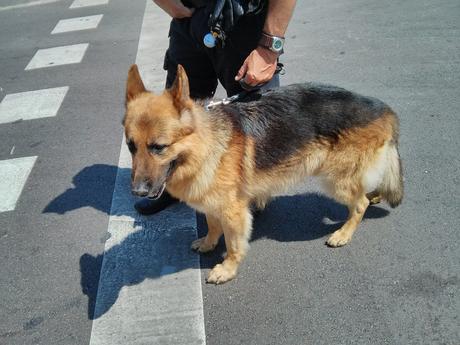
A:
258;32;285;55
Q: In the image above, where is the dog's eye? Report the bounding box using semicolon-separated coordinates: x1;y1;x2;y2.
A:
148;143;168;154
127;140;137;154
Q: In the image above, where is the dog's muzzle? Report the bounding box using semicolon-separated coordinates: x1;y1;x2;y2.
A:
131;160;177;199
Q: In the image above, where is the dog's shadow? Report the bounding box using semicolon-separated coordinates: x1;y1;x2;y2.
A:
45;164;389;320
197;194;389;267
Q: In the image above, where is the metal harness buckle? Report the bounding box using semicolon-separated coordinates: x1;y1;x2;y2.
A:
205;94;240;110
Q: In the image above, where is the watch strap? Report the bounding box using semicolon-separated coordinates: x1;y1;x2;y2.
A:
258;32;285;54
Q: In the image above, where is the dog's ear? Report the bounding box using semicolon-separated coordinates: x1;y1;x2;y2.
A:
126;64;146;104
169;64;192;110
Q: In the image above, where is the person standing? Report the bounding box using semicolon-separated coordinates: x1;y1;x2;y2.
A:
136;0;296;215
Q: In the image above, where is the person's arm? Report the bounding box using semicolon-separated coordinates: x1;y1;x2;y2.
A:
153;0;194;18
235;0;296;86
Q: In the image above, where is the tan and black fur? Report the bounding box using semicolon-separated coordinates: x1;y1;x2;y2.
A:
123;64;403;284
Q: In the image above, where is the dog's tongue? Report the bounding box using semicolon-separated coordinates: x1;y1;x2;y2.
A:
148;182;166;200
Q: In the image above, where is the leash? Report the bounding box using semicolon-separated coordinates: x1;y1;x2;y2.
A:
205;93;243;110
205;63;285;111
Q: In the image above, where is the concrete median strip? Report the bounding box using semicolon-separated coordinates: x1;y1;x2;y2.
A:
88;2;206;344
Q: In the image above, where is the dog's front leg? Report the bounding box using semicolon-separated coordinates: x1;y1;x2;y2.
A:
191;214;222;253
206;204;252;285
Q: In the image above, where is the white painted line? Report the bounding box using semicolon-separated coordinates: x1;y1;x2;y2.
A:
51;15;103;34
88;1;205;344
25;44;89;70
69;0;109;9
90;140;205;345
0;156;37;213
0;87;68;124
0;0;62;12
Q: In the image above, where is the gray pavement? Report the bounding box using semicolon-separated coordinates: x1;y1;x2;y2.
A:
0;0;459;345
0;0;145;344
200;1;460;344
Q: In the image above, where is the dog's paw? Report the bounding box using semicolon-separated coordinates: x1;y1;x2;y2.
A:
206;264;236;285
368;195;382;205
191;237;216;253
326;230;351;247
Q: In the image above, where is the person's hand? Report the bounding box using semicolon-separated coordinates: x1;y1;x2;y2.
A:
235;46;278;86
154;0;194;19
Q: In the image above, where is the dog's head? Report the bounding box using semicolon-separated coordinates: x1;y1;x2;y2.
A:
123;64;194;199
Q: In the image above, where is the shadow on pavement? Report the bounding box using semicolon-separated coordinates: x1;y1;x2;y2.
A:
45;164;389;320
79;211;202;320
197;193;390;268
42;164;119;215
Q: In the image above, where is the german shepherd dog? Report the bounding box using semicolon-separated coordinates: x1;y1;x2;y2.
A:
123;64;403;284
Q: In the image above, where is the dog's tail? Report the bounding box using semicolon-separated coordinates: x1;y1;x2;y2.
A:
376;113;404;208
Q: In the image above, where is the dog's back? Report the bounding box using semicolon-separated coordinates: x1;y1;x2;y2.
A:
222;83;394;168
217;83;403;210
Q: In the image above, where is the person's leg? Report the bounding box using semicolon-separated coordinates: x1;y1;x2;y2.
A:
135;13;217;215
165;13;218;96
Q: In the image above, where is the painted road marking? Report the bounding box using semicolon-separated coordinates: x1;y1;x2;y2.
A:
0;87;68;124
25;43;89;70
0;0;63;12
51;14;103;34
88;1;205;344
0;156;37;213
69;0;109;9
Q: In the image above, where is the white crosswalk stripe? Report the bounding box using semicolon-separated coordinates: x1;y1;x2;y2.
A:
0;0;62;12
51;14;103;34
0;156;37;213
2;0;206;342
25;43;89;70
70;0;109;9
0;87;68;124
89;2;206;344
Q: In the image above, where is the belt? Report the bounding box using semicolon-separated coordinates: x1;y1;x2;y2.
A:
182;0;209;8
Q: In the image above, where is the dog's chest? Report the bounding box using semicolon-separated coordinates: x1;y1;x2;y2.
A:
185;201;208;214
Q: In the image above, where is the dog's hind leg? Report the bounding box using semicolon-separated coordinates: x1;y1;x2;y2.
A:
191;214;222;253
326;189;370;248
207;202;252;284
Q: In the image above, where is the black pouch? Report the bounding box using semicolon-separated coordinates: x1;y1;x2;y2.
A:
208;0;267;46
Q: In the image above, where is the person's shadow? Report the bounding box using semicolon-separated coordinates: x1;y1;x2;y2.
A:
43;164;119;215
44;164;389;320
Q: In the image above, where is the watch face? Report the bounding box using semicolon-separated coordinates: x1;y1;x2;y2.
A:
272;38;283;52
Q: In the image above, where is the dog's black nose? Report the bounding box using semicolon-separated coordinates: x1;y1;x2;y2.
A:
131;181;150;197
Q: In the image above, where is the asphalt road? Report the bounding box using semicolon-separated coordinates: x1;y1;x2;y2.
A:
0;0;145;344
203;1;460;344
1;0;459;345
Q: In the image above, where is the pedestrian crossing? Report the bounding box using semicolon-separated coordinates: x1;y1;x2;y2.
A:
88;3;205;344
70;0;109;9
0;87;68;124
0;156;37;212
0;1;106;213
0;1;205;344
25;43;90;70
51;14;103;34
